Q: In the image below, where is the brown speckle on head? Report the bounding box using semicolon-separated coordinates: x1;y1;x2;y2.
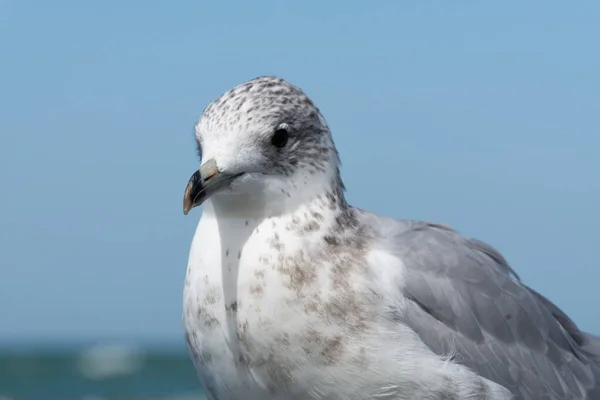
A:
197;76;339;182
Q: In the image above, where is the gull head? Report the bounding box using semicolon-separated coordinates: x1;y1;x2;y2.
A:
183;76;342;216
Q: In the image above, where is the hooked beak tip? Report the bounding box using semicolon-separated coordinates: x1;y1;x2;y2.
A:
182;159;232;215
183;170;202;215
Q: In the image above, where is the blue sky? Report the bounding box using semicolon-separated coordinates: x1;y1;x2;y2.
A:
1;1;599;346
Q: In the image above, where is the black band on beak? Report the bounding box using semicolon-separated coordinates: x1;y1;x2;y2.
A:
183;159;241;215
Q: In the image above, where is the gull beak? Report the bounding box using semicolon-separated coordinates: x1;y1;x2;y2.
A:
183;158;240;215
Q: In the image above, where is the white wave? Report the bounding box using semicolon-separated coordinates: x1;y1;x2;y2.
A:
76;343;145;380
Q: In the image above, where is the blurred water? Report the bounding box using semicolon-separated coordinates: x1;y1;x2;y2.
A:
0;343;205;400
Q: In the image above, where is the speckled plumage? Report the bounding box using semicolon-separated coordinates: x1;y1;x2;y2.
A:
182;76;600;400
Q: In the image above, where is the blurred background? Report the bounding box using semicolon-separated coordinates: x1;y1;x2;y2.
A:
1;1;599;399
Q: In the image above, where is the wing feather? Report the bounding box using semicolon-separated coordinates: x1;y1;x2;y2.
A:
361;212;600;400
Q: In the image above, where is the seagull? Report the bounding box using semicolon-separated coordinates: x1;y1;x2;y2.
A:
181;76;600;400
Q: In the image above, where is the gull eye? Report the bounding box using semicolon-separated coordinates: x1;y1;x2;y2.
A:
271;127;288;148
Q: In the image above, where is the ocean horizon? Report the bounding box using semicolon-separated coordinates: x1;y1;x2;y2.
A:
0;340;206;400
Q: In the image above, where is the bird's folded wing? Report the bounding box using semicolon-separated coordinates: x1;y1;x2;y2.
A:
365;215;600;400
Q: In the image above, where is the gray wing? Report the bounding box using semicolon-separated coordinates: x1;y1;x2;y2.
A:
361;212;600;400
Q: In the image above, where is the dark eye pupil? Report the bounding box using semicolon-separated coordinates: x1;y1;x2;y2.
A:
271;128;288;148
